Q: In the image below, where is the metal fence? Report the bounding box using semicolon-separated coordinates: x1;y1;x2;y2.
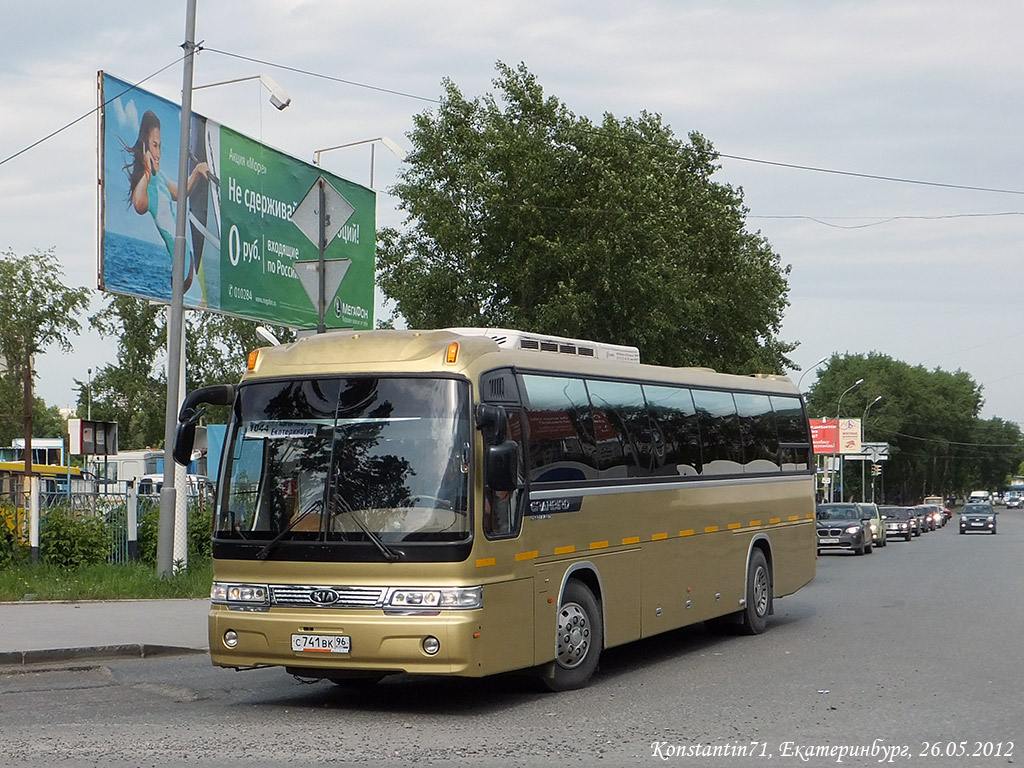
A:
1;486;142;563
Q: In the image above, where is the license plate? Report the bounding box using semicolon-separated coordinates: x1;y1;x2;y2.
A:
291;634;351;654
818;537;840;544
970;521;984;526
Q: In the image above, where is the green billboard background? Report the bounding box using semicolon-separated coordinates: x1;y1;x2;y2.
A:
99;72;375;330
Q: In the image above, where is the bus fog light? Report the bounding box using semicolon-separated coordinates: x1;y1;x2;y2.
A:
422;636;440;655
223;630;239;648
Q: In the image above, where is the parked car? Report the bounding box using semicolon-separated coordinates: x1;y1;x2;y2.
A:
959;503;997;535
879;506;918;541
816;503;873;555
856;502;887;547
1005;495;1023;509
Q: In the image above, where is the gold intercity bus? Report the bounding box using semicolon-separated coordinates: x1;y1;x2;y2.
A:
175;328;816;690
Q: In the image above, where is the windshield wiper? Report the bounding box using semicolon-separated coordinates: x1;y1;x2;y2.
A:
328;494;400;562
256;499;323;560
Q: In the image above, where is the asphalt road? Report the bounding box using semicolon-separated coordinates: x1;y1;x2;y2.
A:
1;509;1020;767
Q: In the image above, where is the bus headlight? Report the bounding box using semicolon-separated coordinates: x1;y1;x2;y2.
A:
386;586;483;610
211;582;269;605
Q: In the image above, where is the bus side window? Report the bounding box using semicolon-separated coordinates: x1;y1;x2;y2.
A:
484;411;524;539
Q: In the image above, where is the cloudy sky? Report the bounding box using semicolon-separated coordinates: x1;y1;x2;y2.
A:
3;1;1023;429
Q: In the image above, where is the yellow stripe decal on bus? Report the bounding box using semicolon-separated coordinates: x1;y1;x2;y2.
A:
590;540;609;550
750;520;762;527
652;532;669;541
476;557;496;567
705;525;719;533
680;529;695;537
770;517;782;524
554;545;576;555
728;523;742;530
788;515;800;522
515;551;539;561
805;513;814;519
622;536;641;545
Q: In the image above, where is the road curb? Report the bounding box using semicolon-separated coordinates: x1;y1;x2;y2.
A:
0;644;207;667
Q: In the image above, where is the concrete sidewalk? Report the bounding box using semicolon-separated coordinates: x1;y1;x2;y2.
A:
0;599;210;666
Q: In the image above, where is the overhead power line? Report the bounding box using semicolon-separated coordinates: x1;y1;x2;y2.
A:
0;57;184;170
715;153;1024;196
7;44;1024;206
748;212;1024;229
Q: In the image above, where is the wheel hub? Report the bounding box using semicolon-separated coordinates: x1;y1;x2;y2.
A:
556;602;590;669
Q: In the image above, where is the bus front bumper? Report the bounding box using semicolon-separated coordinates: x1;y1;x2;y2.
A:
209;605;481;677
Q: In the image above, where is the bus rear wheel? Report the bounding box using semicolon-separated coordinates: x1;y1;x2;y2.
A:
538;580;603;691
739;549;771;635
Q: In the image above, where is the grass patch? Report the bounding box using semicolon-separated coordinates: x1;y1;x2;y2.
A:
0;559;212;602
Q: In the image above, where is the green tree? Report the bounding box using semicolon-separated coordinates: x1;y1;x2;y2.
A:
377;62;794;373
84;295;166;448
0;248;90;473
807;353;1023;503
85;295;296;447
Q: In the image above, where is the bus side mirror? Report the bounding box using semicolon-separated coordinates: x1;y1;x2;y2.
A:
173;384;236;466
476;403;508;444
173;421;198;466
486;440;518;492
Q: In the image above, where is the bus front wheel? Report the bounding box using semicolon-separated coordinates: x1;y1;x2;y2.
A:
739;549;771;635
538;580;603;691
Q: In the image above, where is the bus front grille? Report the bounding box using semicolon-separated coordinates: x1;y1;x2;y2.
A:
269;585;387;608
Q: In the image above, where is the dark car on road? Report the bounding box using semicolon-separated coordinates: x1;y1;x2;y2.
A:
959;503;997;535
879;505;918;541
816;503;873;555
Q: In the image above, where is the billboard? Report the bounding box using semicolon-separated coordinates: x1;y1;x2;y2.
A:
809;418;838;454
809;418;862;454
98;72;375;329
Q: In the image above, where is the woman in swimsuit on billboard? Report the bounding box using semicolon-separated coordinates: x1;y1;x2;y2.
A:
127;109;208;290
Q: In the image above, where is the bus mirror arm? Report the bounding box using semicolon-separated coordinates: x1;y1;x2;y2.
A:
485;440;518;492
172;384;237;466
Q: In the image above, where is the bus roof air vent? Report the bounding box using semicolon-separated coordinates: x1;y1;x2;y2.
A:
445;328;640;363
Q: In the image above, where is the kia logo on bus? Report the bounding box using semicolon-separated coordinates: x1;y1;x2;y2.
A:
310;589;340;605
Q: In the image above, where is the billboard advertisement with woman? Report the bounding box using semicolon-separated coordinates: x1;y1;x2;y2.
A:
98;71;375;330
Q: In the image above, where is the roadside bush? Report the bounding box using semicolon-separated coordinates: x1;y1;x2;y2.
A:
39;508;109;570
188;504;213;560
0;517;22;569
136;501;212;566
137;502;160;566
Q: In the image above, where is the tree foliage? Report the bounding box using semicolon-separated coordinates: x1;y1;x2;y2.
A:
85;295;166;448
377;62;794;373
85;295;296;447
0;248;90;464
807;353;1024;502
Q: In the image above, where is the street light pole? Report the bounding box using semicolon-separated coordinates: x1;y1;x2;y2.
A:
157;0;198;577
313;136;406;189
861;395;882;502
797;355;829;391
831;378;864;502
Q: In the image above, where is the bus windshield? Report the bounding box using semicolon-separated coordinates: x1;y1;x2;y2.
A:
216;377;472;552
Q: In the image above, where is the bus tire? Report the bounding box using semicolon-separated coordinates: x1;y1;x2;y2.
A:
538;579;603;692
739;549;771;636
